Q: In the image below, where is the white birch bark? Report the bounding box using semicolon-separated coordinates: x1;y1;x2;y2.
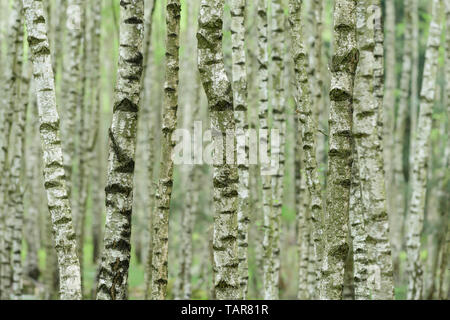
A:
405;0;442;300
288;0;325;299
353;0;394;300
22;0;82;300
231;0;250;299
151;0;181;300
197;0;241;300
319;0;358;300
269;0;286;300
96;0;144;300
256;0;275;300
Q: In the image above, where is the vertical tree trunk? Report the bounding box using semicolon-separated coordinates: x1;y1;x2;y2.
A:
0;0;24;299
96;0;144;300
383;0;399;279
319;0;358;300
151;0;181;300
353;0;394;300
405;0;442;300
61;0;83;200
348;157;369;299
288;0;325;299
11;65;31;300
256;0;274;300
231;0;250;299
23;0;82;300
197;0;241;300
269;0;286;300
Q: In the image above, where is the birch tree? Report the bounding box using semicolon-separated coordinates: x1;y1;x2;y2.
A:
405;0;442;300
319;0;358;300
231;0;250;299
151;0;181;300
353;0;394;300
22;0;82;300
96;0;144;300
0;0;23;299
269;0;286;299
288;0;324;299
256;0;275;300
197;0;241;300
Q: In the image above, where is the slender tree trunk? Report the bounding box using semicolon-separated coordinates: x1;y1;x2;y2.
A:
319;0;358;300
269;0;286;300
353;0;394;300
405;0;442;300
151;0;181;300
230;0;250;299
288;0;325;299
256;0;275;300
383;0;400;280
96;0;144;300
11;65;31;300
348;157;369;299
0;0;24;299
197;0;241;300
293;120;310;299
23;0;82;300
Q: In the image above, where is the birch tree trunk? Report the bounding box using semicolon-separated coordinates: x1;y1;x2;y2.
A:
22;0;82;300
353;0;394;300
405;0;442;300
383;0;399;278
256;0;275;300
0;0;23;299
288;0;325;299
269;0;286;300
231;0;250;299
61;0;83;199
96;0;144;300
197;0;241;300
319;0;358;300
151;0;181;300
11;65;31;300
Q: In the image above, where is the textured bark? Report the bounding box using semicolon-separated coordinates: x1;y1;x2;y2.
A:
348;157;369;299
23;0;82;300
392;0;412;264
405;0;442;300
294;121;310;300
231;0;250;299
353;0;394;300
0;0;23;299
197;0;241;300
256;0;274;300
288;0;325;299
10;65;31;300
151;0;181;300
308;0;326;165
269;0;286;300
61;0;83;199
383;0;399;278
319;0;358;300
96;0;144;300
